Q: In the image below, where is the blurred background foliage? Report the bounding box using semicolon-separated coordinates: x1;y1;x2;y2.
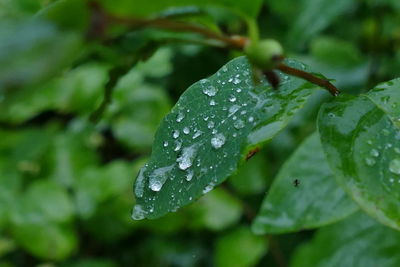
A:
0;0;399;266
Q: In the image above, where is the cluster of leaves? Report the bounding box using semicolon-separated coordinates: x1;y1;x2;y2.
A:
1;0;400;266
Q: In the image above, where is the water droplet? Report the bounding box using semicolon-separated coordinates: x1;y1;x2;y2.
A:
236;88;242;93
365;158;376;166
211;133;226;149
134;167;146;198
203;86;218;96
176;112;185;122
229;95;237;102
234;119;245;129
183;127;190;134
328;113;335;118
177;144;198;170
192;130;203;139
248;116;254;123
389;158;400;175
207;121;215;129
149;165;174;191
203;183;215;194
163;141;169;147
210;100;216;106
212;129;217;134
370;149;379;157
173;130;180;139
185;170;194;181
229;104;240;115
222;66;228;72
367;140;373;145
233;77;241;84
174;141;182;152
240;110;247;115
131;204;146;220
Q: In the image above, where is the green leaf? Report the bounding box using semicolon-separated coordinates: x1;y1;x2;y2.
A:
0;19;82;92
287;0;355;49
99;0;263;18
11;180;74;224
133;56;323;220
318;78;400;230
252;133;357;234
291;212;400;267
215;226;267;267
12;222;77;261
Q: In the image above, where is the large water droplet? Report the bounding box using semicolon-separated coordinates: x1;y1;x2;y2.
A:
203;86;218;96
183;127;190;134
211;133;226;149
131;204;146;220
177;144;198;170
149;165;174;191
134;167;146;198
234;119;245;129
389;158;400;175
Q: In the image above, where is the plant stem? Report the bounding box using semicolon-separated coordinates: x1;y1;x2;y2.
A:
277;63;340;96
107;15;245;49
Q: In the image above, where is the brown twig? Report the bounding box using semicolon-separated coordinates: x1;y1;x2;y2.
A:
107;15;246;50
276;63;340;96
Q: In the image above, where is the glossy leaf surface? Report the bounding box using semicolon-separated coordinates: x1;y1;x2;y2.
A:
252;133;357;234
318;78;400;230
291;212;400;267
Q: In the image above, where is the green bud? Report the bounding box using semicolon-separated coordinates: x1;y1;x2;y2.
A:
244;39;284;70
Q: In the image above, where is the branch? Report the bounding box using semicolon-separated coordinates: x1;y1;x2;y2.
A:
108;16;246;49
276;63;340;96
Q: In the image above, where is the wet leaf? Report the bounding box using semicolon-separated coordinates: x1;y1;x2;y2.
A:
252;133;357;234
318;78;400;230
291;212;400;267
133;56;323;219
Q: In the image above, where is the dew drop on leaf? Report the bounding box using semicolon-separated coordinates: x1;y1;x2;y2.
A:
131;204;146;220
203;85;218;96
176;112;185;122
183;127;190;134
149;165;174;191
211;133;226;149
173;130;180;139
177;144;198;170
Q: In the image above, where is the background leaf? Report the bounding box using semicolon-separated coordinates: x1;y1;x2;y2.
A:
252;132;357;234
318;78;400;230
291;212;400;267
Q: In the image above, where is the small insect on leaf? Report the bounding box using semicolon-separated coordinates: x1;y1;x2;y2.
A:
245;147;260;161
293;179;300;187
